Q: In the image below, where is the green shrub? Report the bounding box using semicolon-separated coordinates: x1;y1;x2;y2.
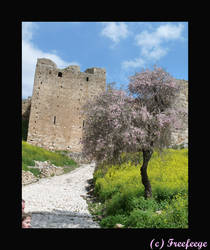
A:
22;119;29;141
126;209;156;228
130;196;160;211
124;193;188;228
92;148;188;228
105;192;134;216
162;193;188;228
100;214;128;228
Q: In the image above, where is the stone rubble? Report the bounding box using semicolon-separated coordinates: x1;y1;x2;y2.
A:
29;160;64;178
155;210;162;215
22;170;39;186
22;161;65;186
114;223;125;228
22;163;100;228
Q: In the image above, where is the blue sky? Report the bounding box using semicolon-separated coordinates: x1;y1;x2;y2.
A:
22;21;188;99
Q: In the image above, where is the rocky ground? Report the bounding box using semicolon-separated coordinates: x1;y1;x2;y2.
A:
22;163;100;228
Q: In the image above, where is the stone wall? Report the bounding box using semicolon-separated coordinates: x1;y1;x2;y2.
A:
27;58;106;152
171;79;188;146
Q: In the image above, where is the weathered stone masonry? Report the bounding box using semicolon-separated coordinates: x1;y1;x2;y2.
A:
27;58;106;152
171;79;188;146
26;58;188;153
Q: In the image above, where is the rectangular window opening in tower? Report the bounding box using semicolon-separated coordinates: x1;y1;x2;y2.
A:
86;77;89;81
54;116;56;125
58;72;62;77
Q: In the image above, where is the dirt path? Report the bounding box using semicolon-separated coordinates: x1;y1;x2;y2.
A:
22;163;100;228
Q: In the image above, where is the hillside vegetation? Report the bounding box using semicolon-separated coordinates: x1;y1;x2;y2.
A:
22;119;29;141
90;148;188;228
22;141;77;177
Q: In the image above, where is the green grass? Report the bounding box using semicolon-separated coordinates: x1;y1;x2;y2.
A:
91;148;188;228
22;119;29;141
22;141;78;177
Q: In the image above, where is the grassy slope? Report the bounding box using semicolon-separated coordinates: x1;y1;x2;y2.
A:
22;141;78;177
91;148;188;228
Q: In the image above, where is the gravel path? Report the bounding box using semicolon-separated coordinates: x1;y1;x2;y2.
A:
22;163;100;228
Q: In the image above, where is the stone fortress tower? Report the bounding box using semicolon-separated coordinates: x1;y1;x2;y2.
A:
27;58;106;152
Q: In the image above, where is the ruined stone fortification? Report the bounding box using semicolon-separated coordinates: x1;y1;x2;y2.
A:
25;58;188;152
27;58;106;152
171;79;188;146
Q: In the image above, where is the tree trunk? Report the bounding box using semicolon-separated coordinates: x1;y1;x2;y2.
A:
140;149;153;199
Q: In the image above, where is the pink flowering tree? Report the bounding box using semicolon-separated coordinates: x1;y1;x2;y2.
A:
82;89;135;163
82;66;187;198
128;66;187;198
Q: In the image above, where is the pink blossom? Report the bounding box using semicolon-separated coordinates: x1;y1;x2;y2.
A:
82;66;187;163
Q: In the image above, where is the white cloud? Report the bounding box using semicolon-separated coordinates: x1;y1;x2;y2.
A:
22;22;80;99
121;23;185;70
141;45;168;60
22;22;37;42
135;23;184;61
122;57;145;70
156;23;184;40
135;30;161;49
101;22;129;45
